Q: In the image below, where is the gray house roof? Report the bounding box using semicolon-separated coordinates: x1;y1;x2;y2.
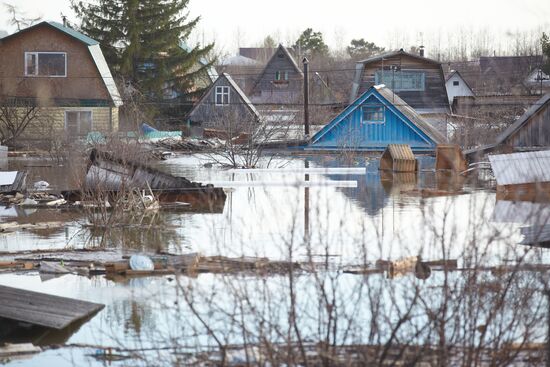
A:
356;49;441;65
488;150;550;186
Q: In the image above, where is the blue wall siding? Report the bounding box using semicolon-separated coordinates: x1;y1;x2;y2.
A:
311;95;436;151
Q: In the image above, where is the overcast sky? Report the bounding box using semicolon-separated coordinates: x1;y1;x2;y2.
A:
2;0;550;56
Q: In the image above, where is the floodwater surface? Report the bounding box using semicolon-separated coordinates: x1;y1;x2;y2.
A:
1;154;548;366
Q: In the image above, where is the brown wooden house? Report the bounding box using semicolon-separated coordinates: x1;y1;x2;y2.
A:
0;21;122;140
350;49;450;118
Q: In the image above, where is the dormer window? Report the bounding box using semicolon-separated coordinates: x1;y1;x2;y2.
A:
453;80;459;86
215;86;230;106
25;52;67;77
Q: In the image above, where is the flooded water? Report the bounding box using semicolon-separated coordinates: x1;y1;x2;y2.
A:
1;153;549;366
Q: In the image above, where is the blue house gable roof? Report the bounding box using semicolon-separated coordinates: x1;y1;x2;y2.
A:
309;85;446;152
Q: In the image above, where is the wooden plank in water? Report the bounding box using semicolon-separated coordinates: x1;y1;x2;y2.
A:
0;285;104;330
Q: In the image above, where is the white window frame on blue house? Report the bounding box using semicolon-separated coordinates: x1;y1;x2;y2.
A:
25;51;67;77
215;86;230;106
375;70;425;92
362;106;385;124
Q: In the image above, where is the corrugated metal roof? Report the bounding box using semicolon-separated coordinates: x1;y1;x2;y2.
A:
488;150;550;186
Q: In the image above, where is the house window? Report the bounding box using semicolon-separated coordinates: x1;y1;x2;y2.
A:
65;111;92;136
362;106;385;123
215;86;230;106
275;71;288;82
25;52;66;77
453;80;460;86
375;70;425;91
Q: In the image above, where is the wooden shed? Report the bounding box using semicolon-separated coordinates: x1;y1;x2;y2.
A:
435;144;468;171
379;144;418;172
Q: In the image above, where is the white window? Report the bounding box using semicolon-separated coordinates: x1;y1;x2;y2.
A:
215;86;230;106
65;111;92;136
362;106;385;124
25;52;67;77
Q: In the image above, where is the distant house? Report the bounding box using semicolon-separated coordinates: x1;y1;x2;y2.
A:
350;49;450;115
187;73;260;128
249;44;304;104
479;55;542;94
445;70;475;107
239;47;277;63
0;21;122;138
308;85;446;152
525;68;550;93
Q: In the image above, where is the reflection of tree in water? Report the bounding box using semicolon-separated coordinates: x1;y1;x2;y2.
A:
87;211;190;253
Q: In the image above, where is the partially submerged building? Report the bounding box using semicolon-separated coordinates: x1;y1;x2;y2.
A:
0;21;122;138
489;150;550;201
187;73;260;128
308;85;446;152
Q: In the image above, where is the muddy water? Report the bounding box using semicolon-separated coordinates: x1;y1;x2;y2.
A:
0;154;548;366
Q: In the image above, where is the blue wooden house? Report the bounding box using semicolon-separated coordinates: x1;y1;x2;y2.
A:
308;85;446;152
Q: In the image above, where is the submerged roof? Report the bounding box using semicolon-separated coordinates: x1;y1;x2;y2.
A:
495;93;550;145
489;150;550;186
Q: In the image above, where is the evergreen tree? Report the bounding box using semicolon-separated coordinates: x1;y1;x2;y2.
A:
293;28;329;57
71;0;214;116
542;32;550;75
347;39;384;60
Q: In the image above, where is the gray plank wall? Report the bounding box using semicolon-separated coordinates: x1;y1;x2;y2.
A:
358;55;449;112
250;50;303;104
189;77;257;127
508;103;550;148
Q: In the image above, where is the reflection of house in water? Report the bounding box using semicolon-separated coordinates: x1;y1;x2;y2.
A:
492;200;550;247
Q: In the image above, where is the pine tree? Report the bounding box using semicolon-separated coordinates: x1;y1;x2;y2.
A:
71;0;214;116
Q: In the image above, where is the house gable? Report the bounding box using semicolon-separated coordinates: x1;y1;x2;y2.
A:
445;71;475;105
187;73;260;125
310;86;443;151
249;44;303;104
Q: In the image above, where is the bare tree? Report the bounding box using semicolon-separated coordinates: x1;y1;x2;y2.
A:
0;97;53;146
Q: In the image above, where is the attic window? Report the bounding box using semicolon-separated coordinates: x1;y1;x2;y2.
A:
215;86;230;106
25;52;66;77
375;70;425;91
453;80;460;86
362;106;385;124
275;71;289;82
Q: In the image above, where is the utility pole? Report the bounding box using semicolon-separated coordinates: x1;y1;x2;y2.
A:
303;57;310;139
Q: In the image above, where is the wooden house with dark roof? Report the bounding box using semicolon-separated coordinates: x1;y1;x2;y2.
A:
187;73;260;128
249;44;304;104
350;49;450;116
308;85;446;152
0;21;122;139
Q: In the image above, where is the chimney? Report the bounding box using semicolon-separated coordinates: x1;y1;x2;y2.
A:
419;45;425;57
61;15;68;27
